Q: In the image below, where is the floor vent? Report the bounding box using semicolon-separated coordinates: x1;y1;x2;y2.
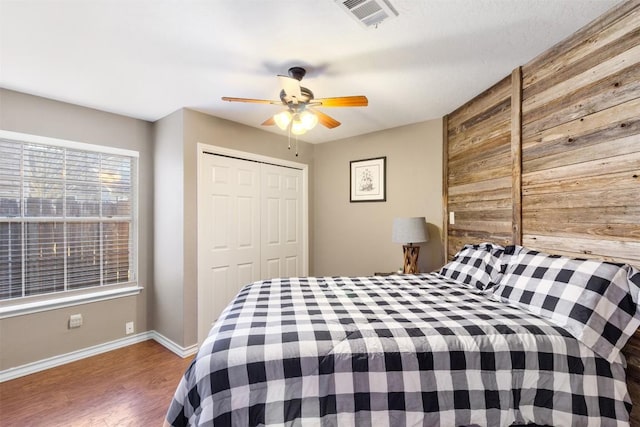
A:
335;0;399;29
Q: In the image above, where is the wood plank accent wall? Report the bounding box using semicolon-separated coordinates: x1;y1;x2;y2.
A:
519;3;640;423
443;1;640;424
445;75;513;259
520;0;640;266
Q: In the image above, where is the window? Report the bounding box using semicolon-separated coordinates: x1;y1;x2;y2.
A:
0;131;138;305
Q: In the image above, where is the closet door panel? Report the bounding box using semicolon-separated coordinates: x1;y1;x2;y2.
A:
261;164;303;280
198;155;261;342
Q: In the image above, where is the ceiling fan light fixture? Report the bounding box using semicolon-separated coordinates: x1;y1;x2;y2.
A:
222;66;368;148
291;118;307;135
299;110;318;130
274;110;292;130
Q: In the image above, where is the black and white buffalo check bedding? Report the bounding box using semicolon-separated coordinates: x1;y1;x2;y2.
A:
166;274;632;427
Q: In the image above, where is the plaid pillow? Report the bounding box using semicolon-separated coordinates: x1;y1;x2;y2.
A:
491;246;640;362
438;243;507;290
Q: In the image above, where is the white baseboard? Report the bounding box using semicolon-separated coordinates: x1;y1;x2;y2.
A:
150;330;199;358
0;331;198;383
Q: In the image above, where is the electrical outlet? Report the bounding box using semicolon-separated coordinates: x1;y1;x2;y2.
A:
449;211;455;225
69;314;83;329
125;321;134;335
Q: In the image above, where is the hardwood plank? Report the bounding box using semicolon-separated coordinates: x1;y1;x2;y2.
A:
522;234;640;266
523;169;640;196
518;244;640;269
523;187;638;210
448;228;513;242
523;218;640;241
449;219;512;234
454;209;512;223
449;197;512;213
449;176;511;197
523;206;640;225
522;150;640;185
448;187;512;204
0;340;193;427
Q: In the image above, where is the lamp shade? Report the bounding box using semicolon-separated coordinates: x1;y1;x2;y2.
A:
392;217;429;244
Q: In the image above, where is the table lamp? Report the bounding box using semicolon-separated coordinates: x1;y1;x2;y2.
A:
392;217;429;274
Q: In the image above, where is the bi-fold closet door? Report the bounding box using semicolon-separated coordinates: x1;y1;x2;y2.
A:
198;152;303;343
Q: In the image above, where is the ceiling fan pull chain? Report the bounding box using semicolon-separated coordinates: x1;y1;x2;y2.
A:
295;134;299;157
287;121;292;150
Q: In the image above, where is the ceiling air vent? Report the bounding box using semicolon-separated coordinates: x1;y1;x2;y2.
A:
335;0;399;29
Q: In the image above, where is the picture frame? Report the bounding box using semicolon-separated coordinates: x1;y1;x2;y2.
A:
350;156;386;202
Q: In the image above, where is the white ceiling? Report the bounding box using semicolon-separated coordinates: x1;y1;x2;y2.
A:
0;0;620;144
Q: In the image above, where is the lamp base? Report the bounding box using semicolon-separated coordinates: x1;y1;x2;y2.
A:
402;245;420;274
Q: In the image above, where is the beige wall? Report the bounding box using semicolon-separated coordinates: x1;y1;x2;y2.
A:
152;109;185;346
1;297;139;369
152;108;315;347
313;119;444;276
0;89;154;369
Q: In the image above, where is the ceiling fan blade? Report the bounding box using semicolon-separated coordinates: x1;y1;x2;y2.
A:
314;96;369;107
221;97;280;104
261;116;275;126
277;75;302;103
314;110;341;129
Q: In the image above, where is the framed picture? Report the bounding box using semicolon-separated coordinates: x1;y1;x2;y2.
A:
350;156;386;202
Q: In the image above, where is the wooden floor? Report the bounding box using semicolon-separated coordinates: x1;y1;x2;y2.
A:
0;340;193;427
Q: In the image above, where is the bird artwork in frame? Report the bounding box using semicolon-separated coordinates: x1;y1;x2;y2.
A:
350;156;386;202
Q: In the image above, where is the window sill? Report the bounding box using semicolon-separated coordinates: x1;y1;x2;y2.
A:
0;286;144;319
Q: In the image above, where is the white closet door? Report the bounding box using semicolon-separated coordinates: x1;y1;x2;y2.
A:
198;154;261;342
261;164;303;279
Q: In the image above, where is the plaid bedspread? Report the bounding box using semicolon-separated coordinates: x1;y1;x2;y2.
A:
165;274;632;426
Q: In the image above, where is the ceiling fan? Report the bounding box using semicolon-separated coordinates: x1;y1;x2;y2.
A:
221;66;368;141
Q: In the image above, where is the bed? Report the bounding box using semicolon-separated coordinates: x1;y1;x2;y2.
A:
165;243;640;426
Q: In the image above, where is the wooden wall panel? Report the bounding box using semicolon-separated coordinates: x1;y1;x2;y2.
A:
519;4;640;421
445;76;513;259
520;2;640;267
443;1;640;423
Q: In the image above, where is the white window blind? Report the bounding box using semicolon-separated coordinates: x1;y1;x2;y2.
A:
0;133;137;301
